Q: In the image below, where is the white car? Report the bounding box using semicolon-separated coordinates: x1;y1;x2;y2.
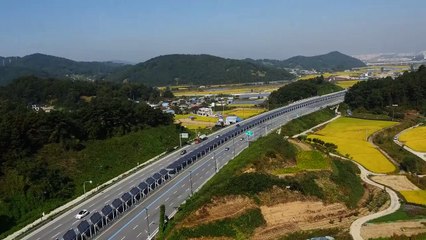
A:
75;209;90;219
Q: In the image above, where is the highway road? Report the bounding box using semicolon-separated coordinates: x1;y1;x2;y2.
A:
22;91;345;240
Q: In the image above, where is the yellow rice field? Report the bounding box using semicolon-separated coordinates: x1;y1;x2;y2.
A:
223;108;266;119
400;190;426;205
308;117;397;173
335;80;360;89
172;84;284;96
399;126;426;152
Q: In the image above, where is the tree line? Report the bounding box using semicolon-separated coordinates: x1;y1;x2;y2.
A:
0;76;174;234
268;76;342;108
345;65;426;114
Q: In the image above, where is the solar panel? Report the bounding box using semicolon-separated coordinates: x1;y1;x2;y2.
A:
146;177;155;185
130;187;140;196
111;198;122;209
90;212;102;225
138;182;148;190
63;229;77;240
159;169;168;176
77;220;90;235
152;173;162;180
101;205;113;216
121;192;132;202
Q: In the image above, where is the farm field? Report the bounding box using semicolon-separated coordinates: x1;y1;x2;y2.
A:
335;80;360;89
400;190;426;206
172;83;286;96
174;107;266;129
308;117;397;173
399;126;426;152
273;150;330;174
223;107;266;119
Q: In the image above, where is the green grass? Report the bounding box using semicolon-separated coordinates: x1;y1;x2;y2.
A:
163;134;297;238
47;125;182;195
169;208;265;239
274;150;330;174
369;204;426;223
280;107;336;137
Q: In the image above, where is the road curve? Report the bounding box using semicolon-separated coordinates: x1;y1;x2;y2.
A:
330;153;401;240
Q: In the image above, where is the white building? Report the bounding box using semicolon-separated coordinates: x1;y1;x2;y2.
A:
197;107;214;116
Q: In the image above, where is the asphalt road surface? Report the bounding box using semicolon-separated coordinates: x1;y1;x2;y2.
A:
23;91;345;240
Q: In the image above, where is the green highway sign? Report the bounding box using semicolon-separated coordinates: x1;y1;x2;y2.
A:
245;130;253;136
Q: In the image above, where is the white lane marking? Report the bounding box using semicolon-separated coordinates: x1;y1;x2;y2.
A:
133;224;139;230
137;232;142;238
88;203;96;208
165;197;170;202
104;200;109;204
120;237;126;240
72;220;78;225
173;190;178;194
52;224;62;230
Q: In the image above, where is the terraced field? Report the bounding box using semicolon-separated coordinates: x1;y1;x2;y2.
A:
308;117;397;173
400;190;426;206
399;126;426;152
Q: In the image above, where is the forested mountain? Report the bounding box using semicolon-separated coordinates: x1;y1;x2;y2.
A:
0;53;126;85
246;51;366;71
268;76;343;108
345;65;426;113
0;77;174;234
106;54;295;85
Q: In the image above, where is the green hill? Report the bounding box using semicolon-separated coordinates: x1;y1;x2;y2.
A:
106;54;295;86
246;51;366;71
0;53;126;85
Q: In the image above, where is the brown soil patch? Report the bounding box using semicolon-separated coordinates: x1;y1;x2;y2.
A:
252;201;355;240
175;118;216;127
361;220;426;239
372;175;420;191
289;139;312;151
181;195;257;228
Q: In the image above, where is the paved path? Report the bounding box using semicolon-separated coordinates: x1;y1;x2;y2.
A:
330;153;400;240
394;123;426;161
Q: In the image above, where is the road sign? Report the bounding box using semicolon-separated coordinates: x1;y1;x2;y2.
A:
180;133;189;138
245;131;253;136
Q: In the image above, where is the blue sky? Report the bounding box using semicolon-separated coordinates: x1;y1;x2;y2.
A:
1;0;425;62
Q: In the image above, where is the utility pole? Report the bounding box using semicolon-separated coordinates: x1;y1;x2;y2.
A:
179;133;182;148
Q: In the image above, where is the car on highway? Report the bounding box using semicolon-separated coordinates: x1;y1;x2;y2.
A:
75;209;89;219
180;149;187;155
225;147;230;151
216;134;221;138
240;137;244;141
236;124;240;127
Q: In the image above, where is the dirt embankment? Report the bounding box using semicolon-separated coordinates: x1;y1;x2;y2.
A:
361;220;426;239
180;195;257;228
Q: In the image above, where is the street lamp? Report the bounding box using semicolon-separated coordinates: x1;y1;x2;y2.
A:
83;180;93;195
